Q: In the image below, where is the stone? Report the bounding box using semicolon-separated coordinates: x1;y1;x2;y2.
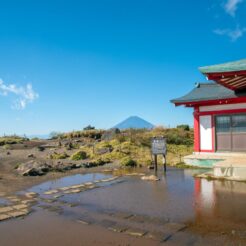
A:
84;182;93;186
145;231;172;242
8;210;29;218
125;228;147;237
70;184;85;189
77;219;90;225
21;200;36;205
27;154;35;158
59;187;71;191
52;162;78;172
44;190;59;195
17;161;51;176
53;195;63;199
0;214;12;221
12;204;28;210
0;206;14;213
141;175;160;181
7;197;21;203
108;225;128;233
25;192;38;198
69;189;81;193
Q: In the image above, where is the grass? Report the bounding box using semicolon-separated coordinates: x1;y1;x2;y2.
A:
50;152;69;160
0;136;28;146
70;150;87;161
75;128;193;167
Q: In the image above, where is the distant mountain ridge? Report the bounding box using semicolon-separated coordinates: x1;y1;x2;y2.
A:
113;116;154;130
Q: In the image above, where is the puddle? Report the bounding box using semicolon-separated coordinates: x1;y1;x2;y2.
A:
28;173;113;194
21;167;246;226
0;168;246;245
0;198;10;206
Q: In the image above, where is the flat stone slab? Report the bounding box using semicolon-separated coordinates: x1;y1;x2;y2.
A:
21;199;36;205
44;190;59;195
53;195;63;199
77;219;90;225
108;224;128;233
70;184;85;189
12;204;28;210
0;214;12;221
0;206;14;213
59;187;71;191
41;198;56;203
124;228;147;237
25;192;38;198
145;231;172;242
69;189;81;193
8;210;29;218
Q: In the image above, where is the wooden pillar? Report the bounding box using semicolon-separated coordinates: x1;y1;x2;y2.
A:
193;106;200;152
163;154;166;172
154;154;158;175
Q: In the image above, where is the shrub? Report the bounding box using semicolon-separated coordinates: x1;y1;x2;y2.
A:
37;146;45;152
70;150;87;161
3;144;11;150
50;152;69;159
120;157;137;167
0;136;28;146
177;124;190;131
83;125;95;130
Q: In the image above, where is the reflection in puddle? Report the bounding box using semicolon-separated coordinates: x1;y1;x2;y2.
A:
0;168;246;246
28;173;113;193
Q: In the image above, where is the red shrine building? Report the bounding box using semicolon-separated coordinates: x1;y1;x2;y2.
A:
171;59;246;153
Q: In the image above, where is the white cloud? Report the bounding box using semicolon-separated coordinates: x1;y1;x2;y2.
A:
0;79;39;109
214;26;246;41
224;0;243;16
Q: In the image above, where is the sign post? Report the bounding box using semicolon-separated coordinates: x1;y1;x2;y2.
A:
151;137;167;173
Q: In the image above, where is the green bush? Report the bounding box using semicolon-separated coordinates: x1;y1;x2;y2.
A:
70;150;87;160
0;136;28;146
50;152;69;159
120;157;137;167
177;124;190;131
3;144;11;150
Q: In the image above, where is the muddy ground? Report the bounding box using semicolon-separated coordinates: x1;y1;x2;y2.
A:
0;139;106;194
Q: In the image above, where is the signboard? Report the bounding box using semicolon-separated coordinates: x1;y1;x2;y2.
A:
151;137;167;155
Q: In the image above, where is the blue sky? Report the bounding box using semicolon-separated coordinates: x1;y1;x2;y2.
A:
0;0;246;135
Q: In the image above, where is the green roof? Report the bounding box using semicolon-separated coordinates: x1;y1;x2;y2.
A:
171;82;246;105
199;59;246;74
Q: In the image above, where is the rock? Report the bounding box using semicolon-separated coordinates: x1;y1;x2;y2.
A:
101;128;120;141
17;160;52;176
6;151;11;155
27;154;35;158
141;175;160;181
96;147;112;155
52;162;77;172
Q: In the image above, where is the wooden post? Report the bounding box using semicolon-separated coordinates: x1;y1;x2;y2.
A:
163;154;167;172
154;154;158;175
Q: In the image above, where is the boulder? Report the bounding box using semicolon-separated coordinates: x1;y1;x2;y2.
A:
52;161;77;172
17;160;52;176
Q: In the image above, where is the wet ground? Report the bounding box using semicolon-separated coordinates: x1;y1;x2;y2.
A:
0;167;246;245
